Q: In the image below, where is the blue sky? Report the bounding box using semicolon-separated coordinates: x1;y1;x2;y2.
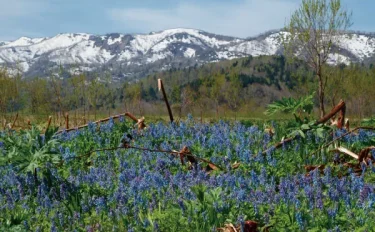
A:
0;0;373;41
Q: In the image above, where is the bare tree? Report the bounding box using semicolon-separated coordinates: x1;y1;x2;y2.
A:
283;0;352;117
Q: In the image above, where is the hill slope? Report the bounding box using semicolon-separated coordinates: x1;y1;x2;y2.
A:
1;28;375;79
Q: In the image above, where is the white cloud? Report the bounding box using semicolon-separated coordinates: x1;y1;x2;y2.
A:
107;0;298;38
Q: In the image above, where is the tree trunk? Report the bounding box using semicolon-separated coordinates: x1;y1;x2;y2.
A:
318;72;326;118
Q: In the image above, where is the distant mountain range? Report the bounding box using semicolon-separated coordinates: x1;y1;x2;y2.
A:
1;28;375;80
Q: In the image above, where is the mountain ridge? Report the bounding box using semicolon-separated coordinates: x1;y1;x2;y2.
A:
1;28;375;80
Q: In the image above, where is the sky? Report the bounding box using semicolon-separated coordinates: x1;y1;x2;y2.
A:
0;0;373;41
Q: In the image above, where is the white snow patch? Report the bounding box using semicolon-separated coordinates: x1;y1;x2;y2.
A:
118;50;138;61
18;62;30;72
151;36;203;52
146;52;172;63
132;28;235;54
3;37;34;47
107;35;124;45
49;40;114;64
339;34;375;59
216;51;240;60
327;53;350;65
184;48;196;58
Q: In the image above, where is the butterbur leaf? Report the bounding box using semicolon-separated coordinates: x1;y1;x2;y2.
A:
45;126;59;143
316;128;325;138
301;124;310;130
297;130;305;139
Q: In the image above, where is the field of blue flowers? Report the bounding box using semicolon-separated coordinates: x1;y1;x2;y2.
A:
0;116;375;231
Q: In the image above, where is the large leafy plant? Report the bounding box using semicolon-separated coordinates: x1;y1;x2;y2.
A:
0;126;61;181
265;92;314;119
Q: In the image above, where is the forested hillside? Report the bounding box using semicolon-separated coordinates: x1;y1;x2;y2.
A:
1;54;375;124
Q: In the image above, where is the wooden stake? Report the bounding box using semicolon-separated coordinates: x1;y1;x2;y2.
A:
45;116;52;133
158;79;174;123
11;113;19;129
65;113;69;130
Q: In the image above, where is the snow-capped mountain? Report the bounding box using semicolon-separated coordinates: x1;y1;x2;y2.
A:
1;28;375;79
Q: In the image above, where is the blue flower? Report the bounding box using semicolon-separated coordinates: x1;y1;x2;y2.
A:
295;211;304;229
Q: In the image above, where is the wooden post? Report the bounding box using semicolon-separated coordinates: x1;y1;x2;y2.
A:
11;113;19;129
45;116;52;133
27;119;31;129
158;79;174;123
65;113;69;130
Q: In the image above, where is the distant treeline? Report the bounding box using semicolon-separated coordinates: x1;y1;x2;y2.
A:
0;55;375;122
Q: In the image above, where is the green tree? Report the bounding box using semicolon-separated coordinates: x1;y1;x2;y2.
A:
283;0;352;117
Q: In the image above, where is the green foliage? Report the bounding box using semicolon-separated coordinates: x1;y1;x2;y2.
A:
265;92;314;117
283;0;352;117
0;126;60;177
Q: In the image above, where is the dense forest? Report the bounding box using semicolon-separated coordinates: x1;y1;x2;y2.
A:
1;55;375;125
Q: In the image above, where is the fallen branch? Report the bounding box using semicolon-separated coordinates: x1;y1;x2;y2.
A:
304;164;325;173
309;127;375;157
80;144;222;170
358;146;375;163
261;137;294;156
56;112;144;134
331;147;359;160
261;100;353;156
316;100;345;126
217;220;258;232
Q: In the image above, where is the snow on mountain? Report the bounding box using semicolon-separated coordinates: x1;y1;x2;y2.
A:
327;53;351;65
0;28;374;78
339;34;375;59
2;37;44;47
184;48;196;58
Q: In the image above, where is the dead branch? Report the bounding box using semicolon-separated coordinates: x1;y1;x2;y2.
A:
217;221;258;232
358;146;375;163
304;165;325;174
56;112;144;134
331;147;359;160
261;137;294;156
80;144;222;170
316;100;345;127
310;127;375;156
11;113;18;129
261;100;348;156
